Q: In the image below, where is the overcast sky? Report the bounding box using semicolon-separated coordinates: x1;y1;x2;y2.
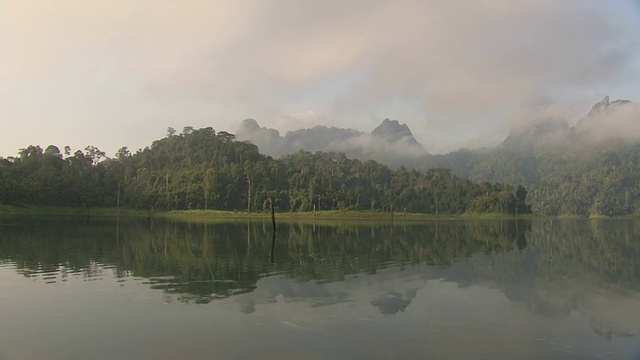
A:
2;0;640;157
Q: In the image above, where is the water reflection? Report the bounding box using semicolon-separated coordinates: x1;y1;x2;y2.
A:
1;217;640;358
0;218;532;298
2;218;640;298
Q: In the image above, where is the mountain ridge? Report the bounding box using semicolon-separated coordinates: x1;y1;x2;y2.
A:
235;118;427;166
496;96;640;154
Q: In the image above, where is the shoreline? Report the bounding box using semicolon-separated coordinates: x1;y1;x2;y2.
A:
0;204;555;221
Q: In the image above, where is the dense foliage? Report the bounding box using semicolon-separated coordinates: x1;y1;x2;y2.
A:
429;142;640;217
0;127;529;215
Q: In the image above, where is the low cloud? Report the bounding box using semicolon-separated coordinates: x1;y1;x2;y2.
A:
1;0;639;156
577;98;640;142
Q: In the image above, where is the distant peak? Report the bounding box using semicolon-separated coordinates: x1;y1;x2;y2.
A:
501;118;569;151
240;118;260;130
600;95;610;105
588;96;610;116
587;96;633;117
380;118;403;127
373;118;410;132
611;99;631;106
371;118;415;143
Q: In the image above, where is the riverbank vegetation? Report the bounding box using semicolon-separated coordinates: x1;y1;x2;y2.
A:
0;127;530;217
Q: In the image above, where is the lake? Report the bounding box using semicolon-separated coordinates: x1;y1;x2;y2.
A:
0;216;639;359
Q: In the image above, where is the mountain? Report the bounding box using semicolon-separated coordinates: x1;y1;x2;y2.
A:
236;96;640;217
500;117;569;154
235;119;286;157
574;95;640;143
426;96;640;217
497;96;640;155
372;119;417;143
584;95;631;117
235;118;427;167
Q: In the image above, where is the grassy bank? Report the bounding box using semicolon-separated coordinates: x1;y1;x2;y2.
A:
0;204;147;217
163;209;483;221
0;204;543;221
128;208;541;221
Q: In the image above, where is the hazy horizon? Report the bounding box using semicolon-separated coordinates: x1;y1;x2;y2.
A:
2;1;640;157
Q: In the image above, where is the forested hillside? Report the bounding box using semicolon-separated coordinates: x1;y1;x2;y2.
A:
429;143;640;217
4;96;640;217
0;127;528;215
427;97;640;217
231;97;640;217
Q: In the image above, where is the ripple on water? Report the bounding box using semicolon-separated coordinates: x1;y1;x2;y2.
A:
0;259;17;269
3;261;120;284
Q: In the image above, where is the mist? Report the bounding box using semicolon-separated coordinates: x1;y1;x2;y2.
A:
576;97;640;143
235;118;427;166
1;1;639;157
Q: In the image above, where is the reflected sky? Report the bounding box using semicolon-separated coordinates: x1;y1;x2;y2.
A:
0;218;639;359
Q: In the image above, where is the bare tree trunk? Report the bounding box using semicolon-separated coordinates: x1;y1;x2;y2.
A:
246;176;252;213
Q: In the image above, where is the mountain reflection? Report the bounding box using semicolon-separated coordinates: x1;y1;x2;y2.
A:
3;217;640;358
1;217;639;308
371;289;418;315
0;218;526;298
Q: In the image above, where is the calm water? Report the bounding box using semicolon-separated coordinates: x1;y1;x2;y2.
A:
1;217;639;360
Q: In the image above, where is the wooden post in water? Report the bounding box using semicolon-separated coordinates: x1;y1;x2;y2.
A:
390;204;394;224
147;201;158;222
246;176;252;213
269;194;276;234
269;229;276;265
268;192;276;264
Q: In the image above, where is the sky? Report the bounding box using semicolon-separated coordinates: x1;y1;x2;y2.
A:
2;0;640;157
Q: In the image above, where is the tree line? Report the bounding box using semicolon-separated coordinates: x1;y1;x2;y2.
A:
0;127;529;215
429;142;640;217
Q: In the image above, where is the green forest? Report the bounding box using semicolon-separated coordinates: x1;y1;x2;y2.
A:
429;141;640;217
0;127;529;215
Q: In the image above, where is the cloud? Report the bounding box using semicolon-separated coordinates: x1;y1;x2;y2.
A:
577;99;640;143
229;264;640;356
1;0;639;156
331;1;640;142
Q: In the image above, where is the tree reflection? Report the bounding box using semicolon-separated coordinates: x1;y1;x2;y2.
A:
1;218;639;304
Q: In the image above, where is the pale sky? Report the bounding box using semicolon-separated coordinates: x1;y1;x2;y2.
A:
2;0;640;157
